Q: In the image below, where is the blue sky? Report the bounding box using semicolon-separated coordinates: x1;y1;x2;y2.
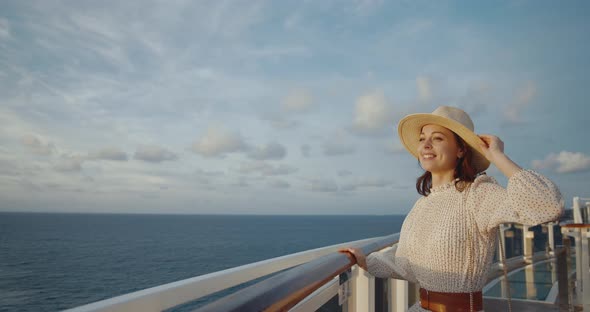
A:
1;0;589;214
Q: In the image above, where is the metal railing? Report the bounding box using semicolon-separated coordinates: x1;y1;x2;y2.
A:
66;205;584;312
63;236;392;312
193;233;399;312
561;223;590;311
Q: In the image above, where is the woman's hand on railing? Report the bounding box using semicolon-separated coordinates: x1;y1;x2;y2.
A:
339;247;368;270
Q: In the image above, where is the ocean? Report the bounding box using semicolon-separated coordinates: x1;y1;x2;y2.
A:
0;213;406;312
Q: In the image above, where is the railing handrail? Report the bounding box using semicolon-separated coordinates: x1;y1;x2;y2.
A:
194;233;400;312
63;236;386;312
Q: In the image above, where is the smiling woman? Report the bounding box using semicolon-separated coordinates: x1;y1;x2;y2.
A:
341;106;564;312
416;124;476;195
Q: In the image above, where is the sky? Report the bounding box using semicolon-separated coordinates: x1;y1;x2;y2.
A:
1;0;589;215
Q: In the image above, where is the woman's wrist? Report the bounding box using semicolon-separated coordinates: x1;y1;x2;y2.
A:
490;153;522;178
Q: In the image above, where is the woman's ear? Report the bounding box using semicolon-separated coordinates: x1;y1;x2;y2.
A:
457;148;465;159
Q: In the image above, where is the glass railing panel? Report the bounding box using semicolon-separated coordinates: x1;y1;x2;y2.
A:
374;277;388;312
315;295;342;312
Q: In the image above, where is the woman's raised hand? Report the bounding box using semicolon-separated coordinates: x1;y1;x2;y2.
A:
478;134;522;178
478;134;504;162
339;247;367;270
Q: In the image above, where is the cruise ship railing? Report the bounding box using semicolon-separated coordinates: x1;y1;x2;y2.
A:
193;233;400;312
561;223;590;310
63;235;398;312
66;216;582;311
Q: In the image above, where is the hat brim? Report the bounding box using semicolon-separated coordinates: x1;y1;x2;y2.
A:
397;113;490;173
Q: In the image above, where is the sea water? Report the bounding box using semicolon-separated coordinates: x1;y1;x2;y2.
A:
0;213;405;311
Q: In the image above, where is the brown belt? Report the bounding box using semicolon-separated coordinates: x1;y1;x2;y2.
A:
419;288;483;312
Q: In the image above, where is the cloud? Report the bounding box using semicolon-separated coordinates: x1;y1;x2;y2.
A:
20;134;55;155
134;145;178;163
248;142;287;160
457;81;493;117
0;158;42;177
309;179;338;193
532;151;590;174
338;170;352;177
322;141;355;156
353;177;393;188
54;155;84;172
282;88;313;113
383;141;406;154
340;177;393;192
192;168;225;185
231;177;250;188
504;81;536;123
416;76;433;103
301;144;310;157
353;0;385;15
238;161;297;176
191;126;248;158
269;179;290;188
194;169;225;177
0;18;10;40
89;147;128;161
351;90;395;135
262;113;299;130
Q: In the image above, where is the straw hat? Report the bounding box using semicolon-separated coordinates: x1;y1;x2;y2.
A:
397;106;490;173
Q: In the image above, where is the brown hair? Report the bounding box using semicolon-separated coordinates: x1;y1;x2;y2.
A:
416;132;478;196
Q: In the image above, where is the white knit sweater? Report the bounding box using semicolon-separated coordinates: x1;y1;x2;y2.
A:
366;170;564;312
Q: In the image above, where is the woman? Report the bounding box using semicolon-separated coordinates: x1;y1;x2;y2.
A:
341;106;564;312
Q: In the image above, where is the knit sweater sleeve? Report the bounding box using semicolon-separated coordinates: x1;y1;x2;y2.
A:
471;169;564;234
365;245;416;281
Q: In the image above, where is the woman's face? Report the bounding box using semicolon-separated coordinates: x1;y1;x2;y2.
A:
417;124;464;175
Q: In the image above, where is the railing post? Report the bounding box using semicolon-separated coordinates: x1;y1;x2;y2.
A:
547;222;556;256
522;225;534;263
573;196;582;223
349;266;375;312
581;228;590;311
561;224;590;310
388;279;407;312
497;224;508;269
556;245;570;310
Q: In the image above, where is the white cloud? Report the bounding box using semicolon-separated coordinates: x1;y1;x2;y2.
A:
262;113;299;130
0;157;42;177
353;177;393;188
301;144;310;157
504;81;536;123
89;147;128;161
383;141;406;154
269;180;290;188
191;126;248;158
322;141;355;156
195;169;225;177
416;76;433;103
231;177;250;188
282;88;313;113
54;155;85;172
0;18;11;40
248;142;287;160
134;145;178;163
532;151;590;174
338;169;352;177
352;90;395;135
339;177;393;192
238;161;298;176
20;134;56;155
353;0;385;15
309;179;338;193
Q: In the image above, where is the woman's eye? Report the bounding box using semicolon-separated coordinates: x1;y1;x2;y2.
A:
433;137;443;141
419;138;424;142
